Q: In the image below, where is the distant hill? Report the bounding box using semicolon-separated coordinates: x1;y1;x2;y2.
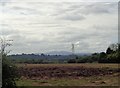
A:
46;51;73;55
46;51;91;56
75;53;92;56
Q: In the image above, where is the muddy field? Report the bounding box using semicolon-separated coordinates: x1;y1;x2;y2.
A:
18;64;120;80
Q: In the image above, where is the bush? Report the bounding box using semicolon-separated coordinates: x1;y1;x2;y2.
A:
68;59;76;63
2;54;20;88
77;58;88;63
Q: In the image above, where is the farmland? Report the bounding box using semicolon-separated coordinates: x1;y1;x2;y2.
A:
16;63;120;86
17;63;119;68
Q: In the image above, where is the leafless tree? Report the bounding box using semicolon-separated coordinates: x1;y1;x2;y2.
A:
0;37;13;56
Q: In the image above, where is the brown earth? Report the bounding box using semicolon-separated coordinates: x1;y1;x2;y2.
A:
18;65;120;80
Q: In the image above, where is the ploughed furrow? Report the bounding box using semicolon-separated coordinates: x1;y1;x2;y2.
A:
18;66;120;79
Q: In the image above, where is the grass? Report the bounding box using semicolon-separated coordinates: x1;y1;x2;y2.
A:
16;73;119;86
16;63;119;69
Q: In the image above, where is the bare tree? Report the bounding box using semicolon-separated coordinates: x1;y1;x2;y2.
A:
0;37;19;88
0;37;13;56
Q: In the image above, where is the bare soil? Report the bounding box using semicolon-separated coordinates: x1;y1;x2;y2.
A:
18;64;120;80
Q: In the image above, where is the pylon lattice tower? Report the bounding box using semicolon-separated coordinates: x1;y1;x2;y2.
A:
71;43;75;54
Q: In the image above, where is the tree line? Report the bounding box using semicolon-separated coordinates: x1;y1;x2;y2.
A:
68;43;120;63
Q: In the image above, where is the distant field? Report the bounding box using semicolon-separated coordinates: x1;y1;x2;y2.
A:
16;63;119;69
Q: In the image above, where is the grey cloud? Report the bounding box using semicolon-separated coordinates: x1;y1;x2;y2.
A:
3;2;44;15
11;6;39;15
0;24;19;36
12;6;34;11
27;23;66;28
12;6;36;15
1;29;18;36
52;2;117;21
60;14;85;21
93;24;117;30
69;2;117;15
84;3;117;14
5;2;117;22
8;34;26;43
92;25;118;37
53;29;91;43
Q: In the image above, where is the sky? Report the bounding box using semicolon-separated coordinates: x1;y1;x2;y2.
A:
0;0;118;54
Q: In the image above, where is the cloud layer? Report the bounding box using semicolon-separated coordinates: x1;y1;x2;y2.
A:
0;1;118;54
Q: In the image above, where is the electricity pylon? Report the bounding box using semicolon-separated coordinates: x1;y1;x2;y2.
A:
71;43;75;54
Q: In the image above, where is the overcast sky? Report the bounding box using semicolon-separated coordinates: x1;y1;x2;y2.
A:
0;0;118;54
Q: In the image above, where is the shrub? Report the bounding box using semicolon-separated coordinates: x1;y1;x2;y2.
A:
2;54;20;88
